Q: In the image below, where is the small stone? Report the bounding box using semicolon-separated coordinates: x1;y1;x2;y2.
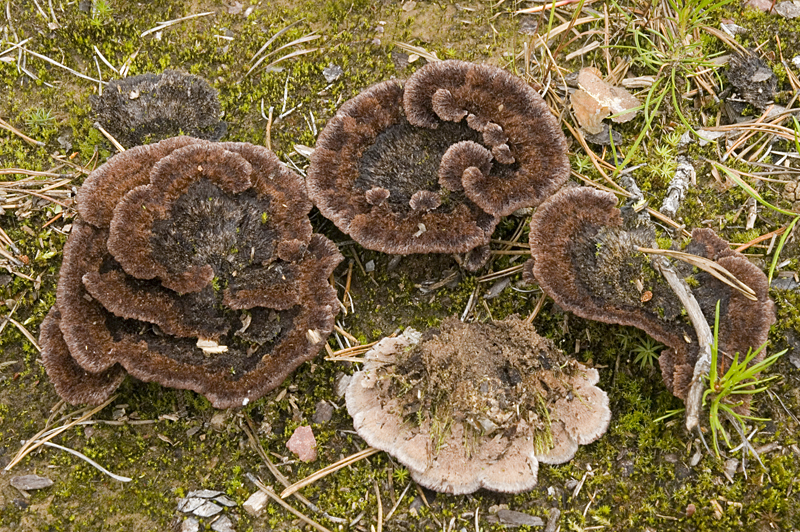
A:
188;489;223;499
286;425;317;462
211;515;236;532
211;410;231;432
312;401;334;424
723;458;738;482
564;479;578;491
334;373;351;398
181;517;200;532
193;500;224;518
686;503;696;517
243;490;269;516
214;495;237;507
496;509;545;527
365;260;375;273
177;498;206;514
775;0;800;18
11;475;53;491
793;56;800;69
323;64;343;83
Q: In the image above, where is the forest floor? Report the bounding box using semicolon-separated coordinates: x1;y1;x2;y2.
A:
1;0;800;531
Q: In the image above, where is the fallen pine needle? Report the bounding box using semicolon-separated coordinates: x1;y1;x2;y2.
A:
281;447;381;499
6;395;118;472
38;441;131;482
248;474;334;532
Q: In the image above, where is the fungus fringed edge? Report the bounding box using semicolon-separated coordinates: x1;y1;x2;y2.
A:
41;137;343;408
530;187;776;405
403;60;571;216
307;79;499;257
345;317;610;495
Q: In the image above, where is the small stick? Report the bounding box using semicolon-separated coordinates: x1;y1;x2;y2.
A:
94;122;125;152
9;318;40;351
20;46;103;84
5;395;118;471
334;324;359;345
384;483;411;523
280;447;381;498
39;441;131;482
374;480;383;532
650;257;714;432
341;260;354;314
248;475;334;532
265;105;274;151
636;247;757;300
140;11;214;38
526;293;547;324
0;116;44;147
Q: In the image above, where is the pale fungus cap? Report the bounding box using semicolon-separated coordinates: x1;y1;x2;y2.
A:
345;317;610;495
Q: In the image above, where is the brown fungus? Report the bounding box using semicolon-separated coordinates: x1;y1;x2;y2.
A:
41;137;342;408
91;69;226;147
307;60;569;268
346;317;610;495
529;187;775;402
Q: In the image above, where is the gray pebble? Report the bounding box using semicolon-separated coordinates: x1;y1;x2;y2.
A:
496;509;544;527
177;498;205;514
312;401;334;424
11;475;53;491
188;489;223;499
181;517;200;532
214;495;237;508
211;515;236;532
194;501;224;518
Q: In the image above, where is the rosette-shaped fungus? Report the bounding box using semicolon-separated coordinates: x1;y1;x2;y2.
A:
307;60;569;269
529;187;775;401
92;69;226;147
346;317;610;495
40;137;342;408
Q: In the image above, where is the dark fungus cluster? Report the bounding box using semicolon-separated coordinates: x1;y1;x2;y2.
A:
528;187;775;404
41;137;342;408
91;69;227;147
307;60;570;270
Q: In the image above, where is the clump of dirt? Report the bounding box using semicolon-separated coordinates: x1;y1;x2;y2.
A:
390;317;575;437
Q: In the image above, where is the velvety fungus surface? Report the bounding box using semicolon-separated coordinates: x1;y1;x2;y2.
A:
307;60;569;267
40;137;342;408
529;187;775;402
91;69;227;147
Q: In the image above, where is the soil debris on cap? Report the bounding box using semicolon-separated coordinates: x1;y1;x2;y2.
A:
345;317;610;495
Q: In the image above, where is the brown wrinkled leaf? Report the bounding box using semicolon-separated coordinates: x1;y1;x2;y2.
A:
571;67;641;135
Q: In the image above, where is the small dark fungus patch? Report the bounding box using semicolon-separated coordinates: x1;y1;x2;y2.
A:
40;137;342;408
307;60;569;269
345;316;610;495
91;69;227;147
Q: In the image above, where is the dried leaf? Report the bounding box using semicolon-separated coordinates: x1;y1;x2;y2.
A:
571;67;641;134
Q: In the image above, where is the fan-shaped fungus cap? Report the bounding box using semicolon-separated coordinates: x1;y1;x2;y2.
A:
529;187;775;401
91;69;226;147
307;60;569;267
345;317;610;495
661;228;776;402
41;137;342;408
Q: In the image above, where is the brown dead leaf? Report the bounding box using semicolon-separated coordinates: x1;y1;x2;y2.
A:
571;67;641;135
